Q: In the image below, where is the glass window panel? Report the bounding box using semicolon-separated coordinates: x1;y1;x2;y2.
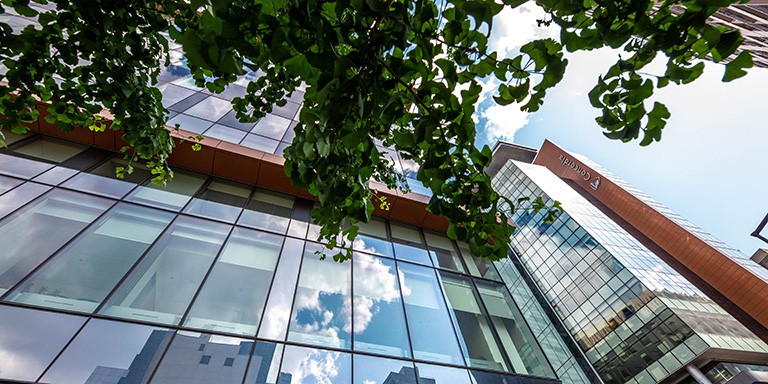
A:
40;320;173;384
279;345;351;384
394;242;432;266
31;166;79;186
0;181;51;218
458;245;502;281
439;273;508;371
288;243;351;349
63;158;150;198
184;227;284;335
150;332;251;384
13;138;86;163
0;189;112;295
0;174;23;195
397;262;464;365
353;355;415;384
413;363;472;384
238;189;294;234
424;232;465;273
475;281;555;378
127;170;206;211
8;204;174;313
0;152;53;178
184;179;251;222
353;253;411;358
353;234;394;258
0;305;86;382
357;219;388;238
468;370;533;384
99;217;230;325
390;223;424;245
244;342;284;384
258;238;305;341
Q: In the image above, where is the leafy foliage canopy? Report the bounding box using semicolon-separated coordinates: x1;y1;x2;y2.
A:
0;0;751;260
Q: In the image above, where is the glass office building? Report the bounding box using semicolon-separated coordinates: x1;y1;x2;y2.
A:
489;145;768;384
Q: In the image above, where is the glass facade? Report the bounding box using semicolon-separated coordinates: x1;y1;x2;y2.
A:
0;137;559;384
492;160;768;384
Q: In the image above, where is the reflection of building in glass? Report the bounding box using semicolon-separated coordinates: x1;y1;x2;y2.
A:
383;367;430;384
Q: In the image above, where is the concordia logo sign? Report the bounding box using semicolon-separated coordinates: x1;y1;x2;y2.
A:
558;154;591;181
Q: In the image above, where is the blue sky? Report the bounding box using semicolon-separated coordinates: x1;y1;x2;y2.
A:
474;5;768;256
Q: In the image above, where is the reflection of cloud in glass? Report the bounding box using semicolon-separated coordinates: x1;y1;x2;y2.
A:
353;253;407;333
283;348;343;384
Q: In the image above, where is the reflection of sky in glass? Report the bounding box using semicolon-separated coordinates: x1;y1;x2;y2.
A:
259;238;304;341
414;363;472;384
353;253;411;358
289;244;351;349
353;354;415;384
280;346;351;384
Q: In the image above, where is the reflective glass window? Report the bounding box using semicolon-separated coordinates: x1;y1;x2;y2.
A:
0;305;86;382
238;189;294;234
63;158;150;198
353;234;394;258
150;332;251;384
13;138;86;163
439;273;508;371
459;245;501;281
397;262;464;364
0;181;51;218
184;179;251;222
184;227;284;335
0;174;22;195
390;223;424;245
8;204;174;312
32;166;79;186
100;217;230;324
0;152;53;178
413;363;472;384
0;189;112;295
353;253;411;358
127;170;206;211
40;320;173;384
393;242;432;266
353;354;415;384
288;243;351;349
279;345;351;384
243;342;284;384
475;281;555;378
424;232;465;273
258;238;305;340
358;219;388;239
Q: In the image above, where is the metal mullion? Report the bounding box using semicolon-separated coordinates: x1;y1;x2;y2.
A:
35;317;92;383
92;214;182;314
143;330;180;384
239;339;259;384
0;197;119;302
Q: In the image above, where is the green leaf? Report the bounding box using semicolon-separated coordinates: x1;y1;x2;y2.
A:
723;50;753;82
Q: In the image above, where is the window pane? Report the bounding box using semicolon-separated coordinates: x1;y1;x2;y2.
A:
279;345;351;384
288;243;351;349
0;305;86;382
32;166;79;186
238;189;293;234
353;253;411;358
353;355;415;384
150;332;251;384
184;179;251;222
358;219;388;238
184;227;283;335
244;342;284;384
0;174;23;195
0;181;51;218
459;245;502;281
13;138;86;163
424;232;465;273
0;152;53;178
439;273;508;371
414;363;472;384
397;262;464;365
0;189;112;295
99;217;230;325
353;234;394;258
258;238;305;341
63;158;149;199
393;242;432;266
476;281;555;378
8;204;174;313
127;170;206;211
40;320;173;384
390;223;424;245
